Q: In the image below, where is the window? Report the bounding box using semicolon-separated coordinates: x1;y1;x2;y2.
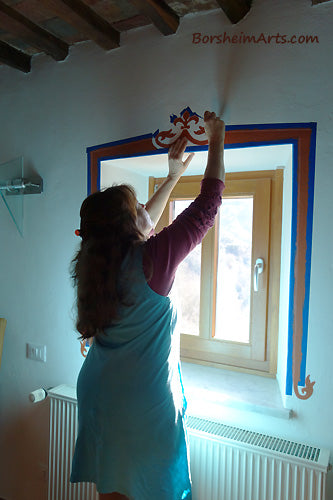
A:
92;121;316;396
150;171;283;375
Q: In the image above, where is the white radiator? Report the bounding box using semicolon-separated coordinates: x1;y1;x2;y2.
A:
48;387;98;500
48;386;330;500
187;415;330;500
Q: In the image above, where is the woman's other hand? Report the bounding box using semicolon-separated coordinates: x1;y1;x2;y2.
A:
144;137;194;227
168;136;195;181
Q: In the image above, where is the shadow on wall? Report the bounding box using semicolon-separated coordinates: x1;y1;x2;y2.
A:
0;399;49;500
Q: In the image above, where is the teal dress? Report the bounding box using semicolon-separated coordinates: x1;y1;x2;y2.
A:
70;245;192;499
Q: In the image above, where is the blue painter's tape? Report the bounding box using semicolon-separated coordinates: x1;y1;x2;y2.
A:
86;122;317;155
286;141;299;396
299;124;317;385
286;125;317;394
87;151;91;195
226;122;317;132
224;139;296;150
97;159;101;191
181;140;295;153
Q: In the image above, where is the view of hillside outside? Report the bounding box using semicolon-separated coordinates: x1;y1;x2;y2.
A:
215;197;253;343
172;200;201;335
172;197;253;342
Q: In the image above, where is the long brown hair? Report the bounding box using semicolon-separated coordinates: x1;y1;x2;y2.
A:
71;185;143;339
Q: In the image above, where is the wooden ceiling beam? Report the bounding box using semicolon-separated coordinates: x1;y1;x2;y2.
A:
215;0;252;24
0;40;31;72
112;14;150;32
128;0;179;35
42;0;120;50
0;0;68;61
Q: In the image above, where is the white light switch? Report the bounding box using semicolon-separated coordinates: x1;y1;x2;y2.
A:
27;343;47;362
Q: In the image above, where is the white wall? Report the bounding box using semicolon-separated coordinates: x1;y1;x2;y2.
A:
0;0;332;498
101;163;148;201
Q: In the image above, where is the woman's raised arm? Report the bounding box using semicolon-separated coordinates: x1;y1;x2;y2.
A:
203;111;225;182
144;136;194;227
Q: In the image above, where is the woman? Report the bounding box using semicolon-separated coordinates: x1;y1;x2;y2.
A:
70;111;225;500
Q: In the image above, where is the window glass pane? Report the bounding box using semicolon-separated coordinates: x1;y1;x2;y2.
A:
215;197;253;343
172;200;201;336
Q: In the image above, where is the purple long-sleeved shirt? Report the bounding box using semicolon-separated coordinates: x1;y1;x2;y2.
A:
143;177;225;296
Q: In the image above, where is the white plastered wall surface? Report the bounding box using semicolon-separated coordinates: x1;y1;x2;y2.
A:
0;0;332;498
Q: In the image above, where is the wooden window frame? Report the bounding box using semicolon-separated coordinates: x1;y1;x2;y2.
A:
150;171;283;375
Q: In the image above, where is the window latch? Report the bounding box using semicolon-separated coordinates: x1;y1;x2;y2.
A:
254;258;264;292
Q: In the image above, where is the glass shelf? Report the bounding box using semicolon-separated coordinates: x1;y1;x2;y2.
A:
0;157;24;236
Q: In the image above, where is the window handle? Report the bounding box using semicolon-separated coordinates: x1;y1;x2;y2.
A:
254;258;264;292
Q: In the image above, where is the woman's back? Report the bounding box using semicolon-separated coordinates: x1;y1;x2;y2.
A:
71;244;190;499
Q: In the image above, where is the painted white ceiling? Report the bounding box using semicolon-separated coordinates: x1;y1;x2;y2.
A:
101;144;293;178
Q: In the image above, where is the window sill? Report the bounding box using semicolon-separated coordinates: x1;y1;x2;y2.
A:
181;361;293;420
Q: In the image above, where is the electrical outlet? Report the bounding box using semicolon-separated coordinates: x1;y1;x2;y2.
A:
27;343;46;362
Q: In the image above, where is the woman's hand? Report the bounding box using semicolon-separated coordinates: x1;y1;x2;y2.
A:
168;136;195;181
144;137;194;227
204;111;225;143
203;111;226;182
